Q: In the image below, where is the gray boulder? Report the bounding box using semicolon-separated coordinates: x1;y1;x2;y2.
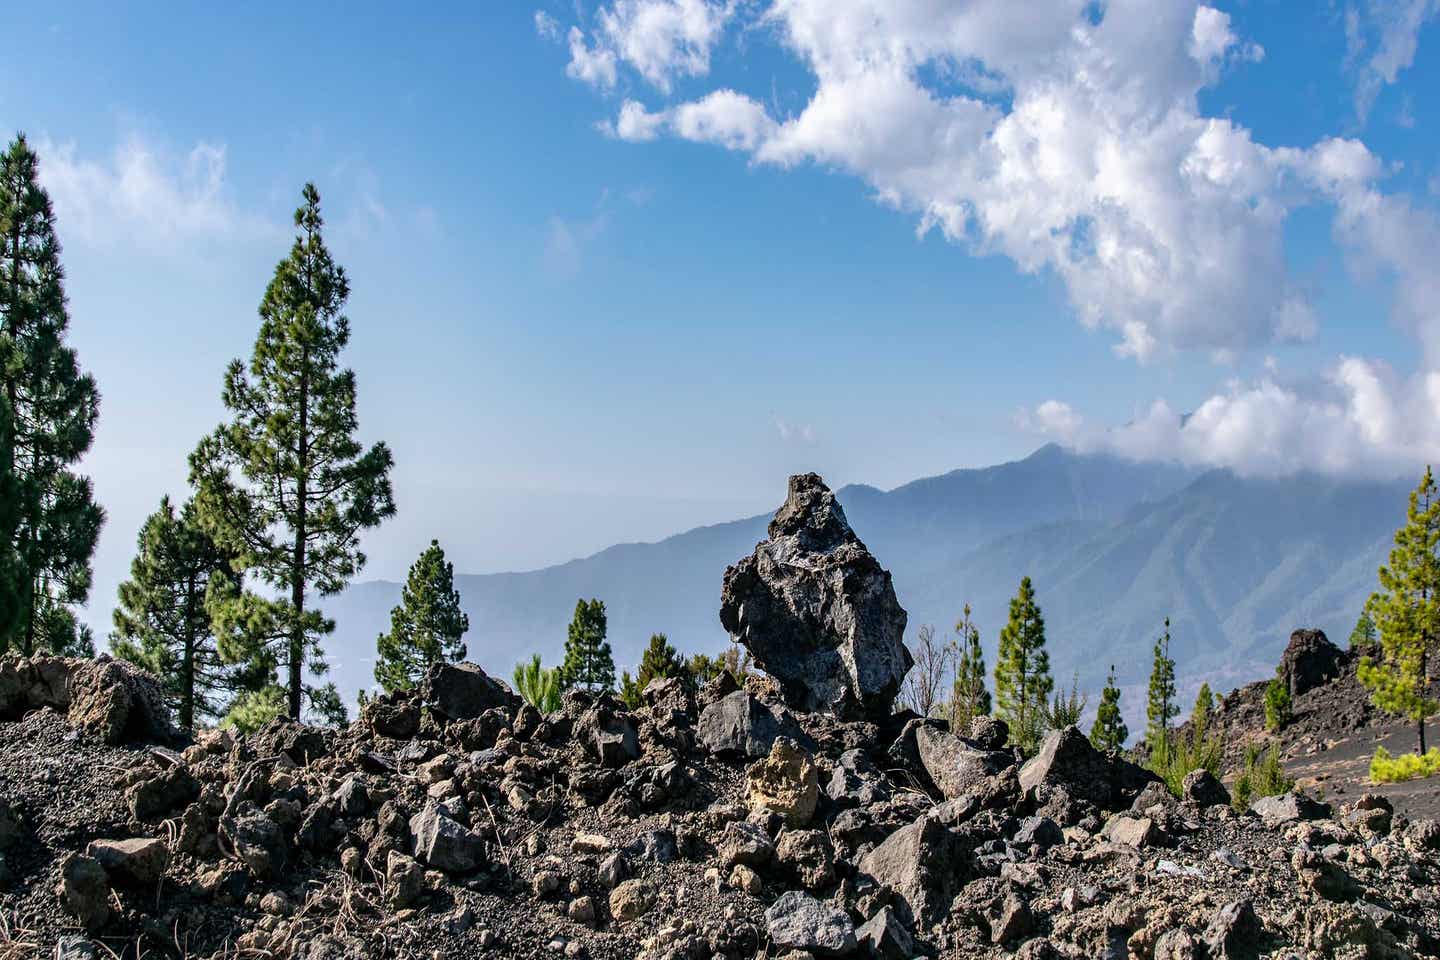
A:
410;803;485;873
420;662;517;721
914;724;1011;800
857;809;972;928
765;890;857;956
1020;725;1157;809
697;690;812;758
856;905;914;960
1251;791;1331;828
719;473;911;719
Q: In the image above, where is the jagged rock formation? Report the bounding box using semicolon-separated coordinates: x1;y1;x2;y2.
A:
1278;628;1348;700
719;473;912;719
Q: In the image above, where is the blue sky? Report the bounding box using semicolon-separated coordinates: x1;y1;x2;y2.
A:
2;1;1438;636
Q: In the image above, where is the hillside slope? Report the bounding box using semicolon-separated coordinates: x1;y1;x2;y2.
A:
324;447;1408;709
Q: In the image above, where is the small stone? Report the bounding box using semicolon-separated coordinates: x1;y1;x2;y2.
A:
988;890;1034;944
717;820;773;868
746;738;820;827
85;837;169;887
609;879;657;921
567;895;596;924
57;854;111;933
728;863;763;895
532;871;561;897
386;850;425;909
571;832;613;855
856;904;914;960
1100;815;1165;848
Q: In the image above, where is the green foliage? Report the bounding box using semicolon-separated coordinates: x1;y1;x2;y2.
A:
1046;672;1088;730
190;184;395;720
1090;664;1128;752
306;681;348;727
222;685;287;734
1348;609;1378;653
374;539;469;693
636;633;685;690
949;604;990;732
559;598;614;692
686;652;724;686
993;576;1053;754
618;670;642;709
513;654;561;713
1264;677;1292;732
1146;618;1178;756
1369;746;1440;783
1359;466;1440;755
110;495;255;730
0;134;104;656
1149;681;1225;797
1231;743;1293;811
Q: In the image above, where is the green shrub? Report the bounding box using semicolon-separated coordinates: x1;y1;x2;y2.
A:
222;685;287;734
1264;678;1291;732
1370;746;1440;783
513;654;562;713
1231;743;1293;811
1149;685;1225;797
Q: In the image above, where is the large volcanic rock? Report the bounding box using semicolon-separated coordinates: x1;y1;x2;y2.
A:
1278;628;1347;700
719;473;911;718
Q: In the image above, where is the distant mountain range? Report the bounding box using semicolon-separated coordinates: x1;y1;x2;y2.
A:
324;445;1409;714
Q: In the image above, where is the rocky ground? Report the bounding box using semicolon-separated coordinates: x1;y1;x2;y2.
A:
1193;629;1440;821
5;474;1439;959
0;653;1436;960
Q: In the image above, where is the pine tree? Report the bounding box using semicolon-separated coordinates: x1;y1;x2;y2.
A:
110;495;261;730
1348;609;1378;653
559;598;614;693
0;134;104;656
1146;618;1179;757
1360;466;1440;755
190;184;395;720
374;539;469;693
949;604;990;732
1091;664;1128;751
513;654;562;713
635;632;684;690
618;670;642;709
993;576;1054;753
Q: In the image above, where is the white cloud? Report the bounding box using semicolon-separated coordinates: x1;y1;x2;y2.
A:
610;90;775;149
567;26;619;89
535;10;562;41
1347;0;1440;122
35;134;262;252
774;417;817;445
1189;6;1264;69
562;0;1440;477
566;0;732;93
591;0;1335;361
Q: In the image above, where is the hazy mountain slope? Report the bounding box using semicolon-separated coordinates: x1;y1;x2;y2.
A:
322;447;1406;708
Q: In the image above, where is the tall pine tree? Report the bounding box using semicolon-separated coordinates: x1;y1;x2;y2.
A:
0;134;103;656
1360;466;1440;755
1348;609;1378;653
1146;618;1179;757
1091;664;1128;752
560;598;614;693
949;604;990;732
374;539;469;693
111;496;260;730
993;576;1053;753
190;184;395;721
635;632;685;690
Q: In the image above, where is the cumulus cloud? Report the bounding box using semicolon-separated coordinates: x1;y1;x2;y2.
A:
589;0;1332;361
608;90;775;150
558;0;1440;477
35;134;261;252
566;0;732;93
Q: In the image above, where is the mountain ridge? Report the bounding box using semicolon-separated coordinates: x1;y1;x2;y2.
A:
324;446;1406;711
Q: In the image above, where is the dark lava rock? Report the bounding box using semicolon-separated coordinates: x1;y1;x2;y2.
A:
1251;791;1331;828
857;904;914;960
410;803;484;873
696;690;812;758
914;723;1011;800
420;662;517;721
1279;628;1346;699
1182;769;1231;808
718;473;911;719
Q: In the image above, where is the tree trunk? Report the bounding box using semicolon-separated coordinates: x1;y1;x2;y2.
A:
181;575;196;731
289;333;310;720
1421;646;1429;756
